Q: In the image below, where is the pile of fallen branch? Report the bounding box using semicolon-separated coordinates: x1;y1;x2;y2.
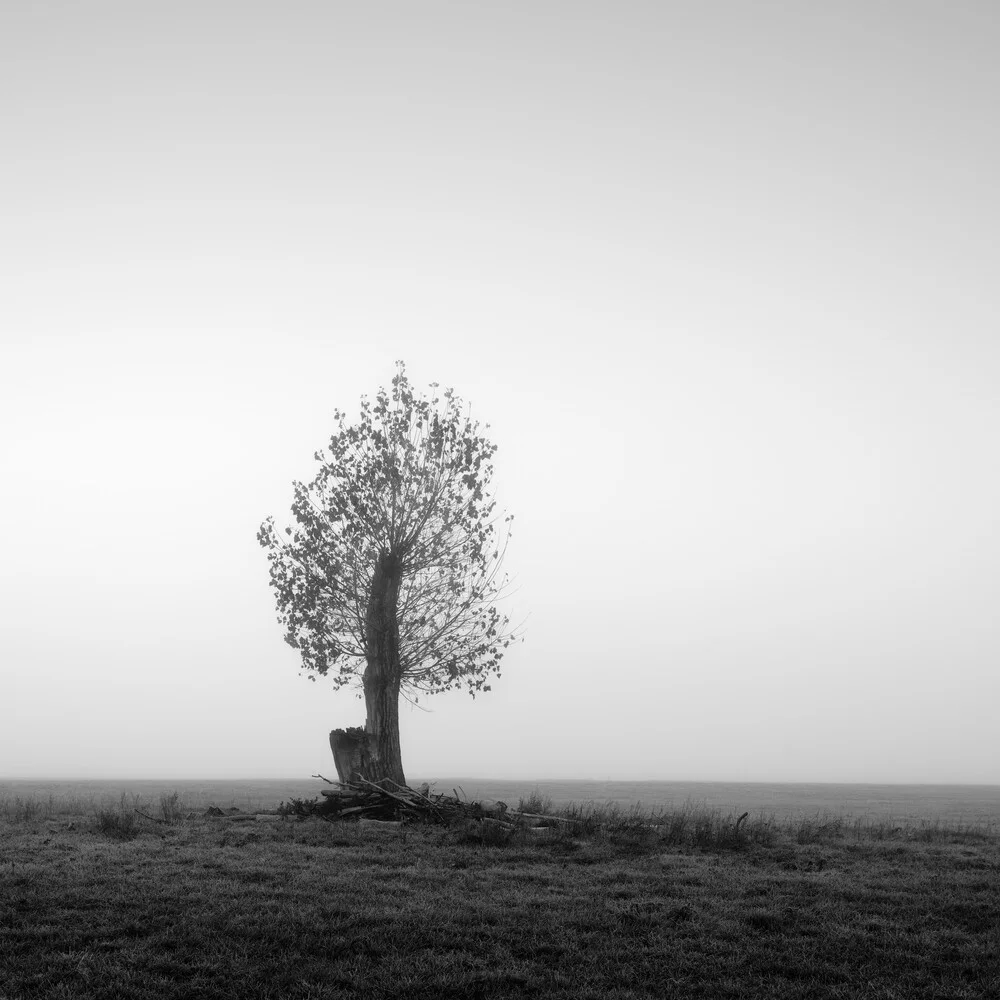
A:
292;775;572;835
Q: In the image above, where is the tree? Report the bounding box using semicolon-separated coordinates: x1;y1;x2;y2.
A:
257;362;519;787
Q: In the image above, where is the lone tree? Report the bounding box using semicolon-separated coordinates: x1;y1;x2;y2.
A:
258;362;519;787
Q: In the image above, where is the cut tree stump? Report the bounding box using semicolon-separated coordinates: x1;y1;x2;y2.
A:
329;727;371;784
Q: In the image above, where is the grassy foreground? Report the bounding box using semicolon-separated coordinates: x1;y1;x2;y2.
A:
1;791;998;999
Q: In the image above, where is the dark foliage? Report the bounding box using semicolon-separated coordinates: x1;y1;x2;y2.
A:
258;361;520;699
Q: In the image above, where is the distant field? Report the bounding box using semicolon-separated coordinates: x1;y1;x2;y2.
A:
1;788;998;999
2;778;999;826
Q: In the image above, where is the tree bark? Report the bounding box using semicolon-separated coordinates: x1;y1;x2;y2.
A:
359;549;407;786
329;727;371;784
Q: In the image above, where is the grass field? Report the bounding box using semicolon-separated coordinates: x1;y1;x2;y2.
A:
1;790;998;999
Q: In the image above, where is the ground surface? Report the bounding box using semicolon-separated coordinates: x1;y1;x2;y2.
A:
1;796;998;999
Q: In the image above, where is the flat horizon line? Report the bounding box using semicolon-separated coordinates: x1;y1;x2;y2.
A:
2;776;999;788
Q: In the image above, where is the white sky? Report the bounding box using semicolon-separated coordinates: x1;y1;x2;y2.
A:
2;2;998;783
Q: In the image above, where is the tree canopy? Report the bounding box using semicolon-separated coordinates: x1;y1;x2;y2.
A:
258;362;520;784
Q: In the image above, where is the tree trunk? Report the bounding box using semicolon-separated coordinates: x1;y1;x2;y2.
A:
358;549;407;786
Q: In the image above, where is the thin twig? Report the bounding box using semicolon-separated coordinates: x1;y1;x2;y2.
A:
134;808;167;825
506;810;573;825
355;777;423;811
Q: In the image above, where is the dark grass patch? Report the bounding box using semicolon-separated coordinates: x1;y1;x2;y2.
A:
1;796;999;999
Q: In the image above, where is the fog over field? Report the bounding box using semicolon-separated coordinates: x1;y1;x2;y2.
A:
2;2;998;784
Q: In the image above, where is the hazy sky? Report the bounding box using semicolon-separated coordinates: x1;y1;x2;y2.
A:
3;2;998;783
